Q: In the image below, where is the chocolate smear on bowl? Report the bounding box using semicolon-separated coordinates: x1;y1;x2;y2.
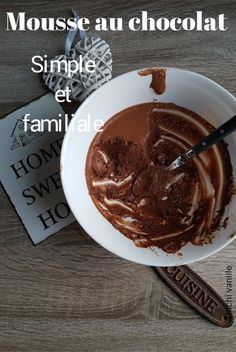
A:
86;102;234;254
138;67;166;94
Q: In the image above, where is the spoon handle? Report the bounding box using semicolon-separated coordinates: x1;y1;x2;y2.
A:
169;114;236;170
187;114;236;157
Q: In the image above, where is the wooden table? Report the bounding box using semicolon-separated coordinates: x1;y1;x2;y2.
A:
0;1;235;351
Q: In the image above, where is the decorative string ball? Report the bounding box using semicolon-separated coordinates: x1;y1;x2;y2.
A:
43;36;112;102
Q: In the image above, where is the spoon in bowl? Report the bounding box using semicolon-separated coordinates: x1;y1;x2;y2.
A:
168;114;236;171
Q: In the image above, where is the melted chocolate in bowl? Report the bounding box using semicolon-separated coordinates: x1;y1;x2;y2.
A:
86;102;234;253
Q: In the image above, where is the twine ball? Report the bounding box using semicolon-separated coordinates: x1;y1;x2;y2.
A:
43;36;112;101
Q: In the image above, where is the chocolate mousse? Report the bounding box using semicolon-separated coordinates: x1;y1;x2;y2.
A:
86;102;234;253
138;68;166;94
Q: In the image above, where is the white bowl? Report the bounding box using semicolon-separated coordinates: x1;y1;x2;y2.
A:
61;68;236;266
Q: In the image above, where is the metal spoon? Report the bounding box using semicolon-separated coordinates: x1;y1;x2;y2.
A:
168;115;236;171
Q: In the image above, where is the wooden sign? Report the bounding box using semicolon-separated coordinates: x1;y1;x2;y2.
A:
0;94;75;244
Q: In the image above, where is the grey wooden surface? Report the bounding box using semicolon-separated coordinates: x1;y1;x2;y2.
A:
0;0;236;351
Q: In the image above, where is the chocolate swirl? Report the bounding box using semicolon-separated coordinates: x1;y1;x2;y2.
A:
86;103;234;253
